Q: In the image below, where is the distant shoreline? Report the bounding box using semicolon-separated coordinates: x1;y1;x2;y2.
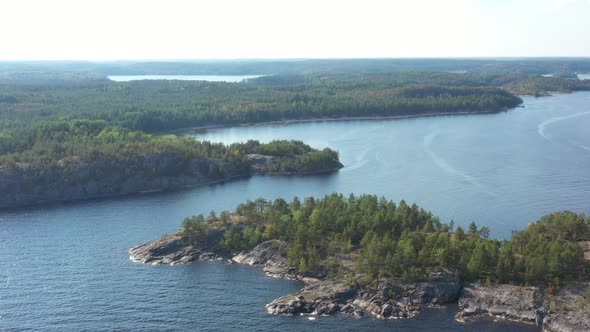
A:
172;108;516;136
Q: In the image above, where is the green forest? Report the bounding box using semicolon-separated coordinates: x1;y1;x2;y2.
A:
0;71;528;179
181;194;589;289
0;124;340;184
0;74;525;135
1;68;588;196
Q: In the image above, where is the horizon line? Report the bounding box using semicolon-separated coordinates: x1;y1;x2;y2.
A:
1;56;590;63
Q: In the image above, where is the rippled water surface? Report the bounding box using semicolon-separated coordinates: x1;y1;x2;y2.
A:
3;92;590;331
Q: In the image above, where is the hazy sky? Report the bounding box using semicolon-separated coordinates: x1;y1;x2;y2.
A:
2;0;589;60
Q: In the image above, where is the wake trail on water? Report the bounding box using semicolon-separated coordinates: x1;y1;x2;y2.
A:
537;111;590;142
342;149;369;172
423;130;497;197
568;140;590;153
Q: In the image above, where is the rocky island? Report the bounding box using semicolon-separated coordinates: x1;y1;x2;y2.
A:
130;194;590;330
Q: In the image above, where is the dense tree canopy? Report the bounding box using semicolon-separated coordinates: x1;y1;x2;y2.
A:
183;194;590;287
0;73;526;136
0;123;340;188
0;70;586;201
0;71;529;183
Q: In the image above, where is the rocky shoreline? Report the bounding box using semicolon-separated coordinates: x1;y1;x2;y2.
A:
265;268;461;319
129;236;463;319
129;236;590;330
455;284;544;325
455;283;590;332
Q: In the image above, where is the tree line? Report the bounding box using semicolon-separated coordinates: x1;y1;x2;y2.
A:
0;119;340;186
0;72;525;137
182;194;589;288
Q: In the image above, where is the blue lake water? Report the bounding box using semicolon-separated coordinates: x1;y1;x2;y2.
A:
3;92;590;331
195;92;590;239
108;75;264;82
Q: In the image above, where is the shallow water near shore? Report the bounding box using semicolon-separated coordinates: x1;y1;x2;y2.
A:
3;92;590;331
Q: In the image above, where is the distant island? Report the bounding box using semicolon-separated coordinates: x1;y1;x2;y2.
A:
0;138;342;209
130;194;590;331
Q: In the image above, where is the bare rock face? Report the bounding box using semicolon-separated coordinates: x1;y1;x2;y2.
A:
128;235;220;266
245;154;280;173
232;240;287;266
232;240;299;279
455;284;544;325
543;282;590;332
266;280;357;316
353;268;462;319
266;268;462;319
456;282;590;331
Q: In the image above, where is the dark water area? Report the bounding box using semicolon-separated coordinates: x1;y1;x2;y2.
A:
3;92;590;331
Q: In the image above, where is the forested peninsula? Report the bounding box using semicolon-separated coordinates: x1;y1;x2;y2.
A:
0;72;526;134
0;71;528;209
3;70;590;208
0;137;341;209
131;194;590;331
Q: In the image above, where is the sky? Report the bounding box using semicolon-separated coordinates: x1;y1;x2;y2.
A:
1;0;589;60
